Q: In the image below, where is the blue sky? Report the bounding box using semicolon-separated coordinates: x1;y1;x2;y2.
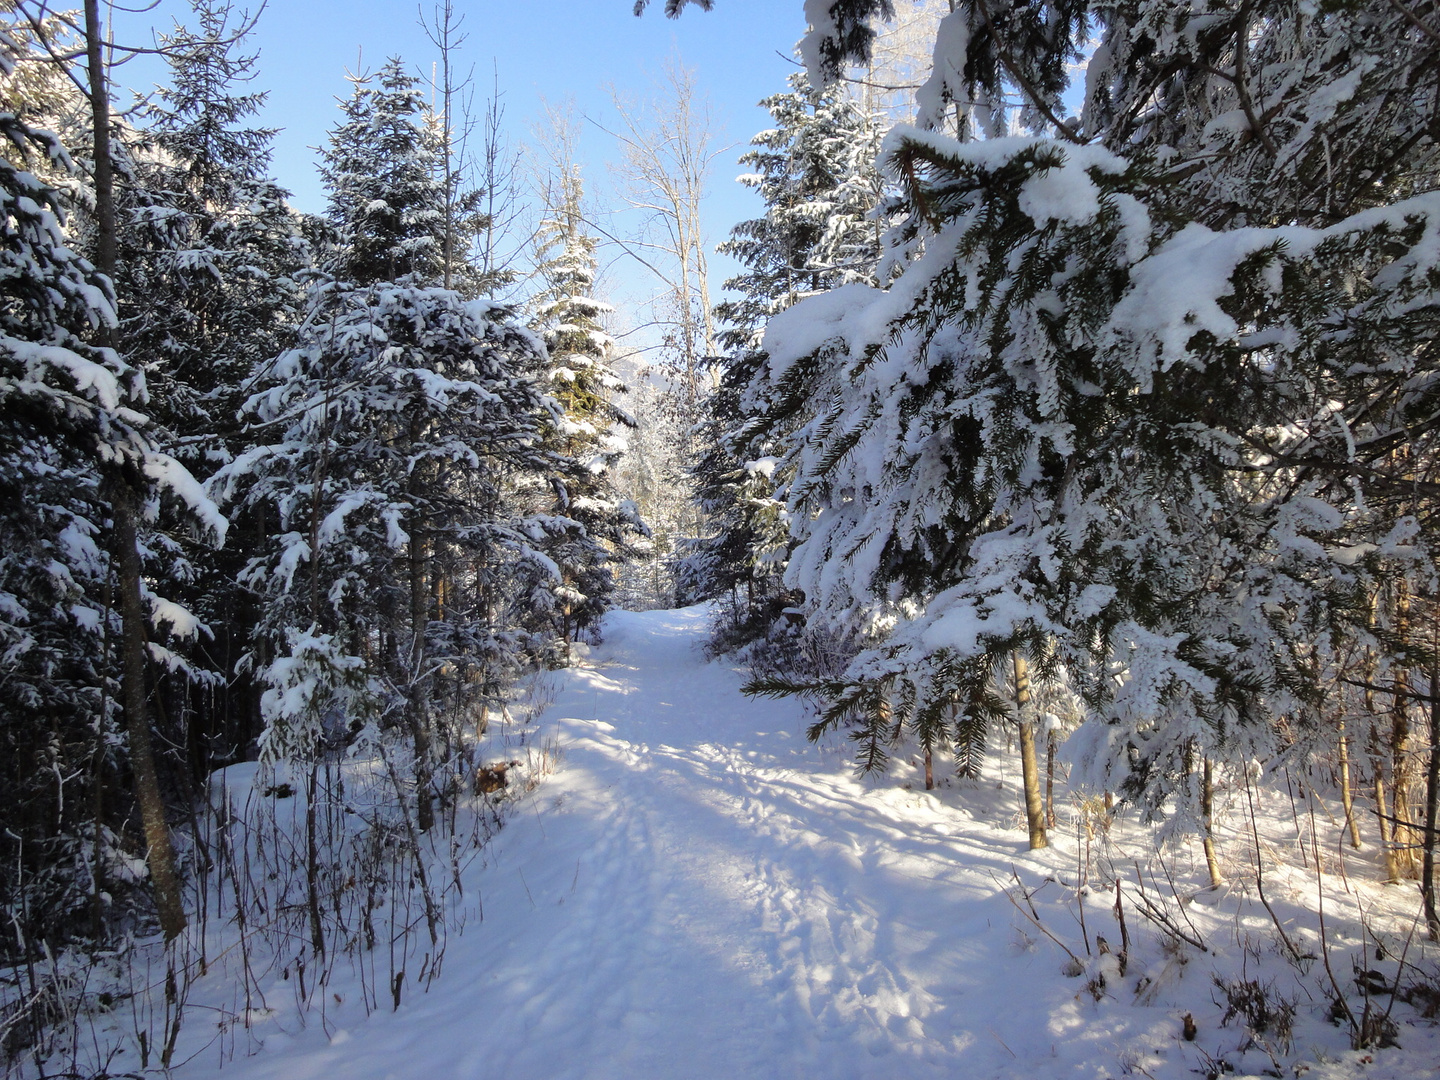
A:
113;0;817;334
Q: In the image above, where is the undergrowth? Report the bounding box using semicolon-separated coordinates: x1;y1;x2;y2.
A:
0;672;560;1078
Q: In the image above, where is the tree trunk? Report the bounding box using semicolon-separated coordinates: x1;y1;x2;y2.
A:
1372;718;1403;883
305;762;325;957
1392;585;1419;877
1392;702;1418;876
1423;665;1439;940
1013;652;1047;850
91;668;108;942
408;501;434;833
1202;756;1223;889
110;480;188;941
1338;720;1362;849
1045;734;1057;828
86;0;186;942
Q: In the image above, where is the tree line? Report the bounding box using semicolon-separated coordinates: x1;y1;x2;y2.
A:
0;0;647;954
667;0;1440;941
7;0;1440;1011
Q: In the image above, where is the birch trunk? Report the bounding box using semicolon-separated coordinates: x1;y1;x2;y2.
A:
1339;721;1362;849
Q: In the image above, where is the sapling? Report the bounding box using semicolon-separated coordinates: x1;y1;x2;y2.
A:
1338;721;1363;850
1244;768;1306;965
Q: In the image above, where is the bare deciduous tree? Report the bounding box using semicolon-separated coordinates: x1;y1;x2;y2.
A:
599;56;724;411
861;0;944;120
419;6;527;298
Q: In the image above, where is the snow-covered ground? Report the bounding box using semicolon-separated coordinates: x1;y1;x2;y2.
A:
171;605;1437;1080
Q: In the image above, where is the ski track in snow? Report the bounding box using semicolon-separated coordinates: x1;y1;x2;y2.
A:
186;606;1434;1080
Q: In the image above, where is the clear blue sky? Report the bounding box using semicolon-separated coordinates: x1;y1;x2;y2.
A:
113;0;816;336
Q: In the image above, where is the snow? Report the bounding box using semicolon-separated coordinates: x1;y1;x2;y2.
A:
918;586;1049;656
1018;163;1102;225
5;334;122;410
797;0;841;85
56;519;102;575
760;281;881;383
144;452;229;543
1108;190;1440;384
317;490;379;546
160;607;1437;1080
915;10;971;132
147;593;206;639
68;603;100;632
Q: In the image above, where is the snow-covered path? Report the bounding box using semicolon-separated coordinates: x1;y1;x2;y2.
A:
202;605;1109;1080
456;605;1051;1080
187;606;1435;1080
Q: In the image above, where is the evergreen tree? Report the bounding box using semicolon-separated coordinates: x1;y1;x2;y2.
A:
113;0;306;773
0;25;223;945
716;69;886;347
745;0;1440;860
218;282;552;781
318;57;443;286
222;59;556;831
126;1;305;432
0;9;87;172
687;69;886;648
0;60;132;948
528;163;644;654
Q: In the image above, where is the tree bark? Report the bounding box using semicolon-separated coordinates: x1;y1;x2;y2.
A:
1202;756;1223;889
86;0;185;942
1392;584;1419;876
305;762;325;957
1045;734;1057;828
407;457;434;832
1339;720;1362;849
1423;665;1439;940
109;480;188;941
1013;652;1047;850
1372;717;1403;883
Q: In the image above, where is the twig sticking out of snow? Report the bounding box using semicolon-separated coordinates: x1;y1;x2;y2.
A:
998;867;1085;968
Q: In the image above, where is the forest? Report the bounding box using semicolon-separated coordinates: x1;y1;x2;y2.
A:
2;0;1440;1076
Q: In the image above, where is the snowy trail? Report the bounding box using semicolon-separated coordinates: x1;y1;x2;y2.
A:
185;607;1247;1079
464;605;1062;1080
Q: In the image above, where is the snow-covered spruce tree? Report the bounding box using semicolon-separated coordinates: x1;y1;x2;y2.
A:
527;161;644;657
220;285;553;825
319;57;444;287
221;58;555;833
687;68;886;653
112;0;306;774
0;24;223;946
123;0;303;428
1072;0;1440;890
0;8;88;176
716;68;886;335
743;1;1440;866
